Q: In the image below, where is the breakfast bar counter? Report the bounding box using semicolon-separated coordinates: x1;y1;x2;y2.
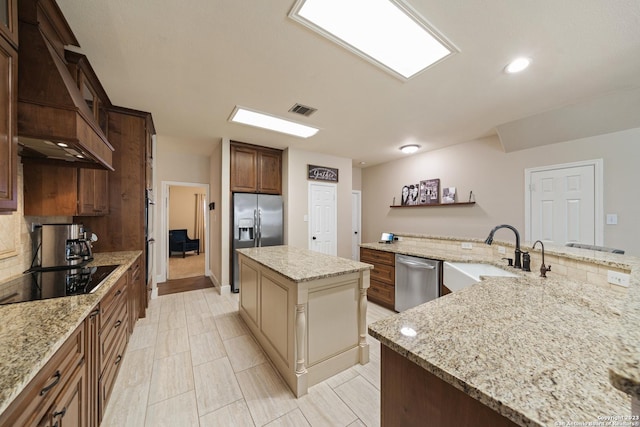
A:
369;262;638;426
236;245;372;397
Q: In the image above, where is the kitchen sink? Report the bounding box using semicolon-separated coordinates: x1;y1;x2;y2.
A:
443;262;519;292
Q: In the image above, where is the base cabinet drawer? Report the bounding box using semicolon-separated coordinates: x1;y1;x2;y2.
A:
98;331;127;422
368;280;395;310
0;324;85;427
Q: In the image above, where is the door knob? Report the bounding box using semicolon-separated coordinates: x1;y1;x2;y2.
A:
312;236;317;240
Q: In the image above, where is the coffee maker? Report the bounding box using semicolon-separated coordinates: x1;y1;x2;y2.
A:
32;223;93;270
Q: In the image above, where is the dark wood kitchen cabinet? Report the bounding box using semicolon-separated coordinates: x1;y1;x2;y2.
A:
127;255;142;336
98;274;128;423
230;141;282;194
0;0;17;48
78;106;155;316
0;0;17;212
22;160;109;216
360;247;396;311
0;323;86;427
65;50;111;136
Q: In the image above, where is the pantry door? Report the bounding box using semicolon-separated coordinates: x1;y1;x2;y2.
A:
525;159;603;246
309;182;337;255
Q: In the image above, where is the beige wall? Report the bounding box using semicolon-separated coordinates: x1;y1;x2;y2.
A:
352;167;362;191
168;185;206;236
361;127;640;256
284;148;353;258
209;140;223;286
154;135;212;280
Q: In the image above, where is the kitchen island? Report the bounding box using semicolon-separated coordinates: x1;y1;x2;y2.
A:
365;234;638;426
236;245;372;397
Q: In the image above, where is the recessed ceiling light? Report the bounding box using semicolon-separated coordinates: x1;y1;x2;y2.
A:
289;0;457;80
56;142;69;148
400;144;420;154
229;106;319;138
505;57;531;74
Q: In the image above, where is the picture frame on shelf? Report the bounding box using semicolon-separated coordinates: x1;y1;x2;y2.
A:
420;179;440;204
442;187;456;203
401;183;420;205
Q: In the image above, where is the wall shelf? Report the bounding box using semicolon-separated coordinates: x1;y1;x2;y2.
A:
390;202;476;208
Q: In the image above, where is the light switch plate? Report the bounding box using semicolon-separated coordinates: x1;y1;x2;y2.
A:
607;270;630;287
498;246;506;254
606;214;618;225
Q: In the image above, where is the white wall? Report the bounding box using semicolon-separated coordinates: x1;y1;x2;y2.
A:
361;128;640;256
284;148;353;258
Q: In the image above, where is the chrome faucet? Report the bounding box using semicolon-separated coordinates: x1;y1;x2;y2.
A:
484;224;523;269
532;240;552;278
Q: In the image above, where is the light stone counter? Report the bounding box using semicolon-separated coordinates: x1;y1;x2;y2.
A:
237;245;373;282
0;251;142;416
363;234;640;424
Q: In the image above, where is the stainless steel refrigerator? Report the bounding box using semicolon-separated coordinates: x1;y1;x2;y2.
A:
232;193;283;292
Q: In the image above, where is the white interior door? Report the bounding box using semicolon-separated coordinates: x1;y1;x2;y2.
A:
526;160;602;246
309;182;337;255
351;191;361;260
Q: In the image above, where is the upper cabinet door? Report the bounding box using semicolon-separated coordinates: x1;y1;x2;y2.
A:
0;34;17;211
230;144;258;193
0;0;17;48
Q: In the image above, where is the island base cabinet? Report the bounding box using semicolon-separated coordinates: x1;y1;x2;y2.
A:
380;345;518;427
238;253;370;398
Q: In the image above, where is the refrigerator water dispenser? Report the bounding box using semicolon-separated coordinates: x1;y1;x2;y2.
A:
238;218;254;241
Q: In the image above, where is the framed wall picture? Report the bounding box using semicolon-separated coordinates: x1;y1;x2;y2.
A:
308;165;339;182
442;187;456;203
420;179;440;204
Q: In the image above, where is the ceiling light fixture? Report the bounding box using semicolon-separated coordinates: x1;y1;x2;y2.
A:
400;144;420;154
289;0;457;80
505;57;531;74
229;106;319;138
56;142;69;148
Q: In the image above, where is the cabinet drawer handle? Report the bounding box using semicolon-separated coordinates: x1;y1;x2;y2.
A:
114;320;122;329
115;289;122;297
40;370;61;396
53;407;67;418
115;355;123;365
89;308;100;318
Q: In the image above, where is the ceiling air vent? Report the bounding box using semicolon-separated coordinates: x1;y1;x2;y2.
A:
289;103;317;117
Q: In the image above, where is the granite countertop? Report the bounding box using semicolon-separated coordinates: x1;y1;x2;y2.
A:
237;245;372;282
0;251;142;416
362;234;640;405
368;273;631;426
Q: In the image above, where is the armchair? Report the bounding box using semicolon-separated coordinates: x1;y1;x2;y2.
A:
169;229;200;258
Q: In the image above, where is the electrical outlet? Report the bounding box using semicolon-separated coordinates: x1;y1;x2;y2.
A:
607;270;630;288
498;246;506;254
461;242;473;250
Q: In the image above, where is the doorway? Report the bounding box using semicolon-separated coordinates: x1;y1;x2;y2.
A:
159;181;210;284
308;182;337;255
525;159;603;246
351;190;361;260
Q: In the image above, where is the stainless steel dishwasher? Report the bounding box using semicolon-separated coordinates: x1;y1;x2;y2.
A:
395;254;440;312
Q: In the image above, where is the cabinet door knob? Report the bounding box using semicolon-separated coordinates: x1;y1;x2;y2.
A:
312;236;317;240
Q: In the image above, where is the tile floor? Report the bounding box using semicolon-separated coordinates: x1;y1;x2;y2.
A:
101;287;395;427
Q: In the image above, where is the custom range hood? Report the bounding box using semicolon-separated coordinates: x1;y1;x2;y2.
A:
17;0;114;170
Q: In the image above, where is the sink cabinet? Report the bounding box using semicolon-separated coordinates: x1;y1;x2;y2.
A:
360;247;395;310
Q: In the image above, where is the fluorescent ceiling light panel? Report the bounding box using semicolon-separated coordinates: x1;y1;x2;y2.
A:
289;0;457;80
229;107;319;138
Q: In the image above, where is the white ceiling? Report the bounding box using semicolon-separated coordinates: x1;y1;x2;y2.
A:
55;0;640;166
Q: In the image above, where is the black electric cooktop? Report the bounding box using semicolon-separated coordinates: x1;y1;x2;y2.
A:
0;265;119;306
